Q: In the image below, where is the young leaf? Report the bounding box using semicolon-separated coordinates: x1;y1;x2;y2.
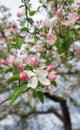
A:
14;37;25;49
27;17;34;25
20;27;28;32
6;74;19;84
24;65;33;70
29;11;36;16
36;91;44;103
10;84;27;105
33;90;37;98
51;81;57;87
19;5;24;8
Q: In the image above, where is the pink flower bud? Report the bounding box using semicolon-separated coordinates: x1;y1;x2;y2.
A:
39;32;45;37
46;33;57;45
29;57;38;66
56;9;62;15
16;12;23;17
77;16;80;21
17;65;24;71
1;59;7;65
20;71;29;81
10;23;17;29
7;55;16;64
48;74;56;81
69;23;75;28
47;65;55;72
22;56;27;63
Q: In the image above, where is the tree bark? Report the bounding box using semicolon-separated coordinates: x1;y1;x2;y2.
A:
44;92;72;130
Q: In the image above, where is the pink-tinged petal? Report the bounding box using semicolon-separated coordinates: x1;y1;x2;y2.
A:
39;70;48;77
25;70;35;77
38;77;50;86
27;77;38;89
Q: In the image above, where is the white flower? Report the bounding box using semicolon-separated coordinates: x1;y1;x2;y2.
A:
25;69;50;89
49;15;58;27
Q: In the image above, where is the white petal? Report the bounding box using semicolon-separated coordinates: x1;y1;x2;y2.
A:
25;70;35;77
27;77;38;89
38;77;50;86
39;70;48;77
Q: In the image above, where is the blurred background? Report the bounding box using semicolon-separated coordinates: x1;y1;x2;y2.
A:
0;0;80;130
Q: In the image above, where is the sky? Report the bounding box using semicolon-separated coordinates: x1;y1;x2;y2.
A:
0;0;43;20
0;0;22;18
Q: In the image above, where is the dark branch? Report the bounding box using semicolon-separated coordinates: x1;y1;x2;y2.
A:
0;97;11;105
44;92;66;103
44;92;72;130
25;108;63;121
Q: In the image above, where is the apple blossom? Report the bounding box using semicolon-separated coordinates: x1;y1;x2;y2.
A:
21;55;27;63
7;55;16;65
16;12;23;17
39;32;45;37
77;16;80;21
69;23;75;28
10;23;17;29
46;33;57;45
56;9;62;15
20;71;29;81
1;59;7;65
0;39;5;45
25;69;50;89
47;65;55;72
68;12;78;23
17;65;24;71
48;74;56;81
49;15;57;27
29;57;38;66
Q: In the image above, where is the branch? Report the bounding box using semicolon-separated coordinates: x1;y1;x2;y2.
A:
57;70;80;75
0;97;11;105
44;92;72;130
54;0;58;11
0;88;30;106
0;107;63;122
24;3;29;28
25;108;63;121
44;92;66;103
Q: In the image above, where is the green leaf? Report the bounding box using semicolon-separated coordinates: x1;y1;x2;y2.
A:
35;35;40;41
6;74;19;84
51;81;57;87
10;84;27;105
20;27;28;32
19;5;24;8
28;17;34;25
5;68;12;74
33;90;37;98
14;37;25;49
24;65;33;71
29;11;36;16
46;0;53;2
36;91;44;103
55;38;63;53
39;0;43;3
68;30;75;39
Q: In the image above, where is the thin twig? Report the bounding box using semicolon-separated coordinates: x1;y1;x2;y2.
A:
0;87;30;106
0;97;11;105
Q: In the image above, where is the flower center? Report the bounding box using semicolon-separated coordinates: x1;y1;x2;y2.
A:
34;70;40;77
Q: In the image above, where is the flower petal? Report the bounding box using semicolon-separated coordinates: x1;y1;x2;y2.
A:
25;70;35;77
27;77;38;89
38;77;50;86
39;70;48;77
